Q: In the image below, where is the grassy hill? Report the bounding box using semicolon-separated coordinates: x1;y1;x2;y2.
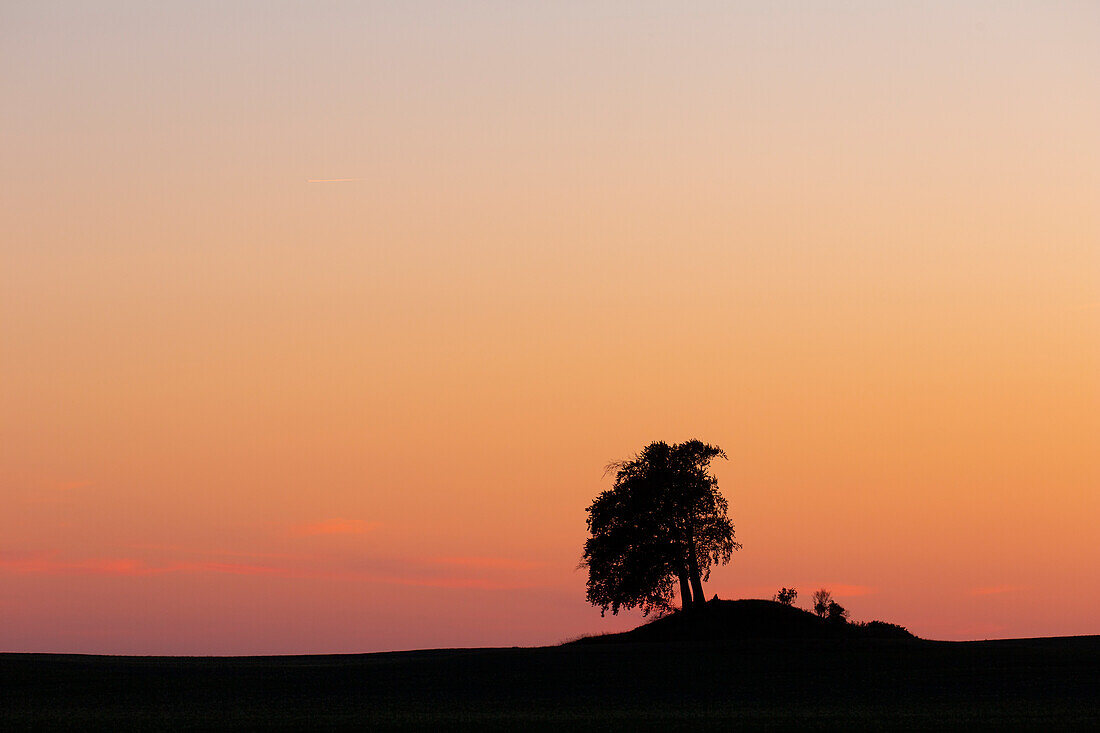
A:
2;603;1098;730
570;599;914;643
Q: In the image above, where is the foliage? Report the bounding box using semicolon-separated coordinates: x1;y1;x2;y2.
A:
582;440;740;616
774;588;798;606
826;600;849;623
854;620;914;639
811;588;832;618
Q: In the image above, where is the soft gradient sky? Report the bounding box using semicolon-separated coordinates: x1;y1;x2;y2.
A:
2;1;1097;654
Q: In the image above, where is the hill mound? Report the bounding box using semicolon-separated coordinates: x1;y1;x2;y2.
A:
570;599;915;644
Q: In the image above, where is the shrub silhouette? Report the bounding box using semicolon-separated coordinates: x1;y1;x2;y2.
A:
827;599;849;623
774;587;798;606
855;620;912;638
811;588;832;618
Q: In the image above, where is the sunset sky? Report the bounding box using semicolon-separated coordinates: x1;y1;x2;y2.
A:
2;1;1098;654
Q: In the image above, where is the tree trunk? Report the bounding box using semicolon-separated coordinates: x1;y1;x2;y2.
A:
677;570;693;610
685;523;706;605
687;552;706;605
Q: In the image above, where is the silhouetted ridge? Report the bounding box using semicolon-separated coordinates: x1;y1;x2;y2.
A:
569;599;915;644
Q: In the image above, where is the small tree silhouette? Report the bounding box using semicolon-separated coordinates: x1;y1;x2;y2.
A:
774;588;798;606
811;588;832;618
826;599;849;623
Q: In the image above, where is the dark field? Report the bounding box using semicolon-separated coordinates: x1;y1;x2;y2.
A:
3;635;1099;730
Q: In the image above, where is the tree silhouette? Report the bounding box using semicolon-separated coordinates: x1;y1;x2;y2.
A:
812;588;832;618
582;440;740;615
774;587;798;606
827;600;849;623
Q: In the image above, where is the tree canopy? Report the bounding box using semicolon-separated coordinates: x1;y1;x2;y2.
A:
582;440;740;616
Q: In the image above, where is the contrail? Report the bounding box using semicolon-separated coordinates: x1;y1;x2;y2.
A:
306;177;364;183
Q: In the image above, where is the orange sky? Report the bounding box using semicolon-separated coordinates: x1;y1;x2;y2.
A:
2;2;1098;653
